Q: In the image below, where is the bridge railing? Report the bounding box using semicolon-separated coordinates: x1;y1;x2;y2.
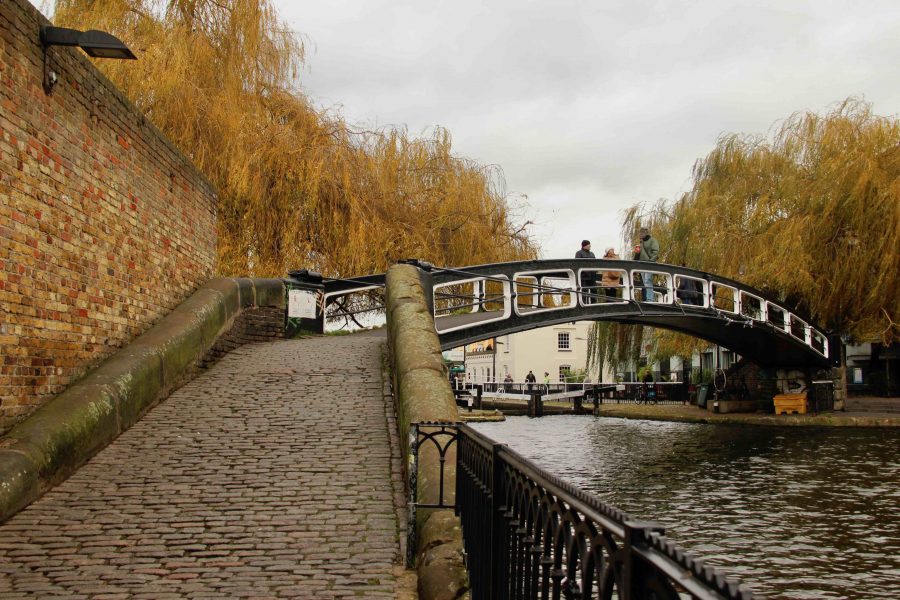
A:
410;422;760;599
428;261;829;362
454;381;691;405
291;260;830;364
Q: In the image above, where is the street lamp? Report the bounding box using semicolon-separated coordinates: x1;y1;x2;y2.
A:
40;26;137;94
492;340;504;386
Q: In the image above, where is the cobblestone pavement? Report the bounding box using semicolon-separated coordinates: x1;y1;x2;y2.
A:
0;334;415;599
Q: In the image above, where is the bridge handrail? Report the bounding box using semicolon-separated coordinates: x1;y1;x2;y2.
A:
411;422;761;599
428;260;829;362
295;259;831;366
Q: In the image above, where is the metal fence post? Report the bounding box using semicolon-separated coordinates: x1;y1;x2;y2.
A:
622;520;666;600
406;424;419;568
489;443;505;600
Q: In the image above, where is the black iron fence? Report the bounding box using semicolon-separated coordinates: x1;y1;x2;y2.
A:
410;422;760;599
455;381;690;406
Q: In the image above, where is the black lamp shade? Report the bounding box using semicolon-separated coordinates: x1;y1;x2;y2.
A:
40;26;136;60
78;30;137;60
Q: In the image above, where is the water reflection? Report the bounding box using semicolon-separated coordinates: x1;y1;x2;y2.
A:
473;416;900;599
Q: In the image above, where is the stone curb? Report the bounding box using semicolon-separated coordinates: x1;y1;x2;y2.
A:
596;405;900;427
385;265;470;600
0;277;285;523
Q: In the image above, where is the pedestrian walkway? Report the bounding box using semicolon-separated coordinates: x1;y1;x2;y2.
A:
0;334;414;599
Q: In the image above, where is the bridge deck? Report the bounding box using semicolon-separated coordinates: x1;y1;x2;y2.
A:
0;335;412;599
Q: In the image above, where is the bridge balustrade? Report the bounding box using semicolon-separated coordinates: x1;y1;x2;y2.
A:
675;274;708;307
291;259;833;367
739;291;766;321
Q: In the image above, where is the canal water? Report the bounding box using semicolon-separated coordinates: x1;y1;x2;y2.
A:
472;416;899;599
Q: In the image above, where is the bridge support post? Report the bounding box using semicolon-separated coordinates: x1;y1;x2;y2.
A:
573;392;583;413
475;384;483;410
528;393;543;418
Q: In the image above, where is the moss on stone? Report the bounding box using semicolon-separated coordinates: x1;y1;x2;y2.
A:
0;450;40;521
385;264;468;599
253;279;286;308
0;277;287;523
202;278;241;319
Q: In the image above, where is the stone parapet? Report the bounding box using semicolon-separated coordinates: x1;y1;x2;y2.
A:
0;277;285;523
385;264;469;600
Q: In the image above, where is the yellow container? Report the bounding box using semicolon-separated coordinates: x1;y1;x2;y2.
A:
773;392;807;415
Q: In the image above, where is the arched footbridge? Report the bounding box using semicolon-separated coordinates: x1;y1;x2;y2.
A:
288;259;833;369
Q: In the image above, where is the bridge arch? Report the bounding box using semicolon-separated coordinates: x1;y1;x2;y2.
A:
290;259;832;369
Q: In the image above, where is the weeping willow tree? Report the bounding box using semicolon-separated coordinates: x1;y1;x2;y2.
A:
588;99;900;376
52;0;536;277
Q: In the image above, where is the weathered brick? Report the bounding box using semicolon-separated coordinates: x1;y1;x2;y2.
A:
0;0;217;432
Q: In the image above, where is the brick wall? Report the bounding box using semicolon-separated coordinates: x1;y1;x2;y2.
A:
199;308;286;368
0;0;218;432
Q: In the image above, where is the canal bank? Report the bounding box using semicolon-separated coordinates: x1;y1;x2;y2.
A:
595;403;900;427
467;397;900;426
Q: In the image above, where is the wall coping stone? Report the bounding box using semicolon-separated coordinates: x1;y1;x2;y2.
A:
0;277;285;523
385;264;469;600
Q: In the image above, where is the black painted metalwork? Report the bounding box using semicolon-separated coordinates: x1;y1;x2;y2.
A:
300;259;832;369
407;422;460;567
409;422;762;599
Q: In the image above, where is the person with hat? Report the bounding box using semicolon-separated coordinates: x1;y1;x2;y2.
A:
633;226;660;302
575;240;597;304
600;247;622;300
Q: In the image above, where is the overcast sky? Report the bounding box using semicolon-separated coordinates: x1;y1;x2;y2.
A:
274;0;899;260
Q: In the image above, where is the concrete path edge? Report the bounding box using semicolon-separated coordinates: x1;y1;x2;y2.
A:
385;264;470;600
0;277;285;523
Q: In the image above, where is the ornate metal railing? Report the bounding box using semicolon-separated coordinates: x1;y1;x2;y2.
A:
410;422;761;599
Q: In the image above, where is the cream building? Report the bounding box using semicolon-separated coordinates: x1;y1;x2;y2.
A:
462;321;600;384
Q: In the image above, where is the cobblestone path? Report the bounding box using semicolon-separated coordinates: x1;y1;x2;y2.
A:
0;335;414;599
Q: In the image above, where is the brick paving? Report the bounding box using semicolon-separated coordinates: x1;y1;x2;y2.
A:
0;334;414;598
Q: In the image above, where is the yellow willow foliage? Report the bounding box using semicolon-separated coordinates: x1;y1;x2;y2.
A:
53;0;536;277
589;99;899;371
658;99;899;344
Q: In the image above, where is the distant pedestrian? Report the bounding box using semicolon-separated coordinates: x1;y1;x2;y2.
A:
525;370;536;393
576;240;597;304
503;373;513;393
575;240;596;260
633;227;659;302
543;371;551;394
677;276;703;306
600;247;621;300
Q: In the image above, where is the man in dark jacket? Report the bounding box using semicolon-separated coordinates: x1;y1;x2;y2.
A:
525;370;536;393
575;240;597;303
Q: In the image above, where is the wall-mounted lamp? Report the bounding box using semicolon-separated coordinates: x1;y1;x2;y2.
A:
40;26;137;94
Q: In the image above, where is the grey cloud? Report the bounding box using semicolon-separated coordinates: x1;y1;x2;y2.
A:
279;0;900;258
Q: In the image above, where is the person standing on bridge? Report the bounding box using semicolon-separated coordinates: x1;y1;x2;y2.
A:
525;370;536;393
633;227;659;302
600;247;622;300
576;240;597;304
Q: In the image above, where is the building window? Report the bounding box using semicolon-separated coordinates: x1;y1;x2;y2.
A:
722;351;737;369
557;332;570;351
559;365;571;382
